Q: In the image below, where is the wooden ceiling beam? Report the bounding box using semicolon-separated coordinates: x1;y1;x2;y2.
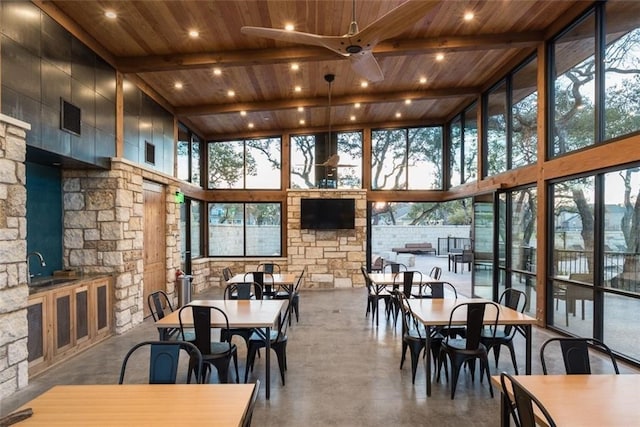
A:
116;32;543;73
175;87;480;117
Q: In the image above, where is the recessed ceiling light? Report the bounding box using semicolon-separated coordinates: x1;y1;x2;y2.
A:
419;77;427;84
354;102;361;109
248;123;254;129
297;106;304;112
104;10;117;19
291;63;300;71
284;23;295;31
213;68;222;76
395;112;402;118
350;115;356;121
174;82;183;89
294;86;302;92
240;110;247;116
436;53;445;61
360;81;369;88
405;99;412;105
227;90;235;97
299;119;306;125
464;11;475;21
188;30;199;38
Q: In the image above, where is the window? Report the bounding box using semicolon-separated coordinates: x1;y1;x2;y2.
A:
207;137;281;189
463;105;478;182
191;200;202;258
372;126;443;190
449;118;462;187
483;55;538;176
177;123;201;186
290;131;362;189
604;1;640;141
551;11;596;155
208;203;281;256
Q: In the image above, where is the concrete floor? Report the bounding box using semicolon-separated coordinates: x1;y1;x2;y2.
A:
3;273;638;425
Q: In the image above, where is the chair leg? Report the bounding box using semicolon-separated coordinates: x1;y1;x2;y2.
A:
409;342;424;384
400;342;408;369
275;345;287;386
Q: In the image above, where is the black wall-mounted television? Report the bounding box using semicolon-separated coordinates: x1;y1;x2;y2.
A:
300;198;355;230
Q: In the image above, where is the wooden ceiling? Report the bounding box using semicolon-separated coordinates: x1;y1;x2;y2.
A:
39;0;590;140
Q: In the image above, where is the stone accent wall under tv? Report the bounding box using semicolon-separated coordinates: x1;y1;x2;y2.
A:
287;189;366;289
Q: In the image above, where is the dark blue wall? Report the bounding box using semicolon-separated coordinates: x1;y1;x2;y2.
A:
26;162;62;277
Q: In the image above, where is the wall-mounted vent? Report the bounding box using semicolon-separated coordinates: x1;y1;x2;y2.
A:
145;141;156;165
60;98;81;136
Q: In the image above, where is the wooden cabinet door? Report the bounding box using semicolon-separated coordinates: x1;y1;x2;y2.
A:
27;295;49;374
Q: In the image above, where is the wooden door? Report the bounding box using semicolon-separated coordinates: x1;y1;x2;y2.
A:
143;181;166;317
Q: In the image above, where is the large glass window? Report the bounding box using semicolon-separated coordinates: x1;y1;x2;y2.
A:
551;176;595;336
511;188;537;316
176;124;201;186
552;11;596;155
208;137;281;189
604;1;640;141
191;200;201;258
208;202;281;257
290;131;362;189
449;117;462;187
486;82;508;176
372;127;442;190
463;105;478;183
512;58;538;168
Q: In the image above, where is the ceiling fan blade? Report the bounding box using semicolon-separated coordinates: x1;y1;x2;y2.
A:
349;51;384;82
355;0;439;47
241;26;349;57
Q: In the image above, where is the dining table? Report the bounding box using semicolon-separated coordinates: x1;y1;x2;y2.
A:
407;297;538;397
155;299;285;399
491;374;640;426
10;384;255;426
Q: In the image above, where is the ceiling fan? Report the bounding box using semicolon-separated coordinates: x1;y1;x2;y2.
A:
241;0;438;82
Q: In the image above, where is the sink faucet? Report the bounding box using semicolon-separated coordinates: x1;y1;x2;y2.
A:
27;252;46;285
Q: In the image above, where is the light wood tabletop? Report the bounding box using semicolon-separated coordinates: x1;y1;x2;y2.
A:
15;384;254;426
491;374;640;427
155;299;285;400
407;298;537;397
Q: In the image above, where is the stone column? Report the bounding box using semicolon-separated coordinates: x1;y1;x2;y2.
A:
0;114;31;396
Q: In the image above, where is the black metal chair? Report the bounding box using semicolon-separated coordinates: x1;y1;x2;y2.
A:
248;271;275;298
429;266;442;280
540;337;619;375
118;340;203;384
244;292;292;385
500;372;557;427
390;270;422;325
274;268;305;324
394;290;443;384
383;262;407;274
480;288;527;374
241;380;261;427
438;301;500;399
179;304;239;383
257;262;281;274
361;266;390;326
147;290;194;341
222;266;234;281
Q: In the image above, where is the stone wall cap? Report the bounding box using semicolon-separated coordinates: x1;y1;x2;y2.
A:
0;114;31;130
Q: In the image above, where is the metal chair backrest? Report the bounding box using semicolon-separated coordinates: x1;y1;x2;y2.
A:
445;301;499;350
258;263;281;274
179;305;234;358
500;372;557;427
222;267;233;281
241;380;261;427
224;282;263;300
392;270;422;297
118;340;203;384
429;266;442;280
383;262;407;274
540;337;620;375
247;271;273;297
498;288;527;337
148;290;172;321
426;282;457;299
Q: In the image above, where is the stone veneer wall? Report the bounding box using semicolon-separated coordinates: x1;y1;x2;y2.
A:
0;115;30;397
287;190;367;288
62;159;181;334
